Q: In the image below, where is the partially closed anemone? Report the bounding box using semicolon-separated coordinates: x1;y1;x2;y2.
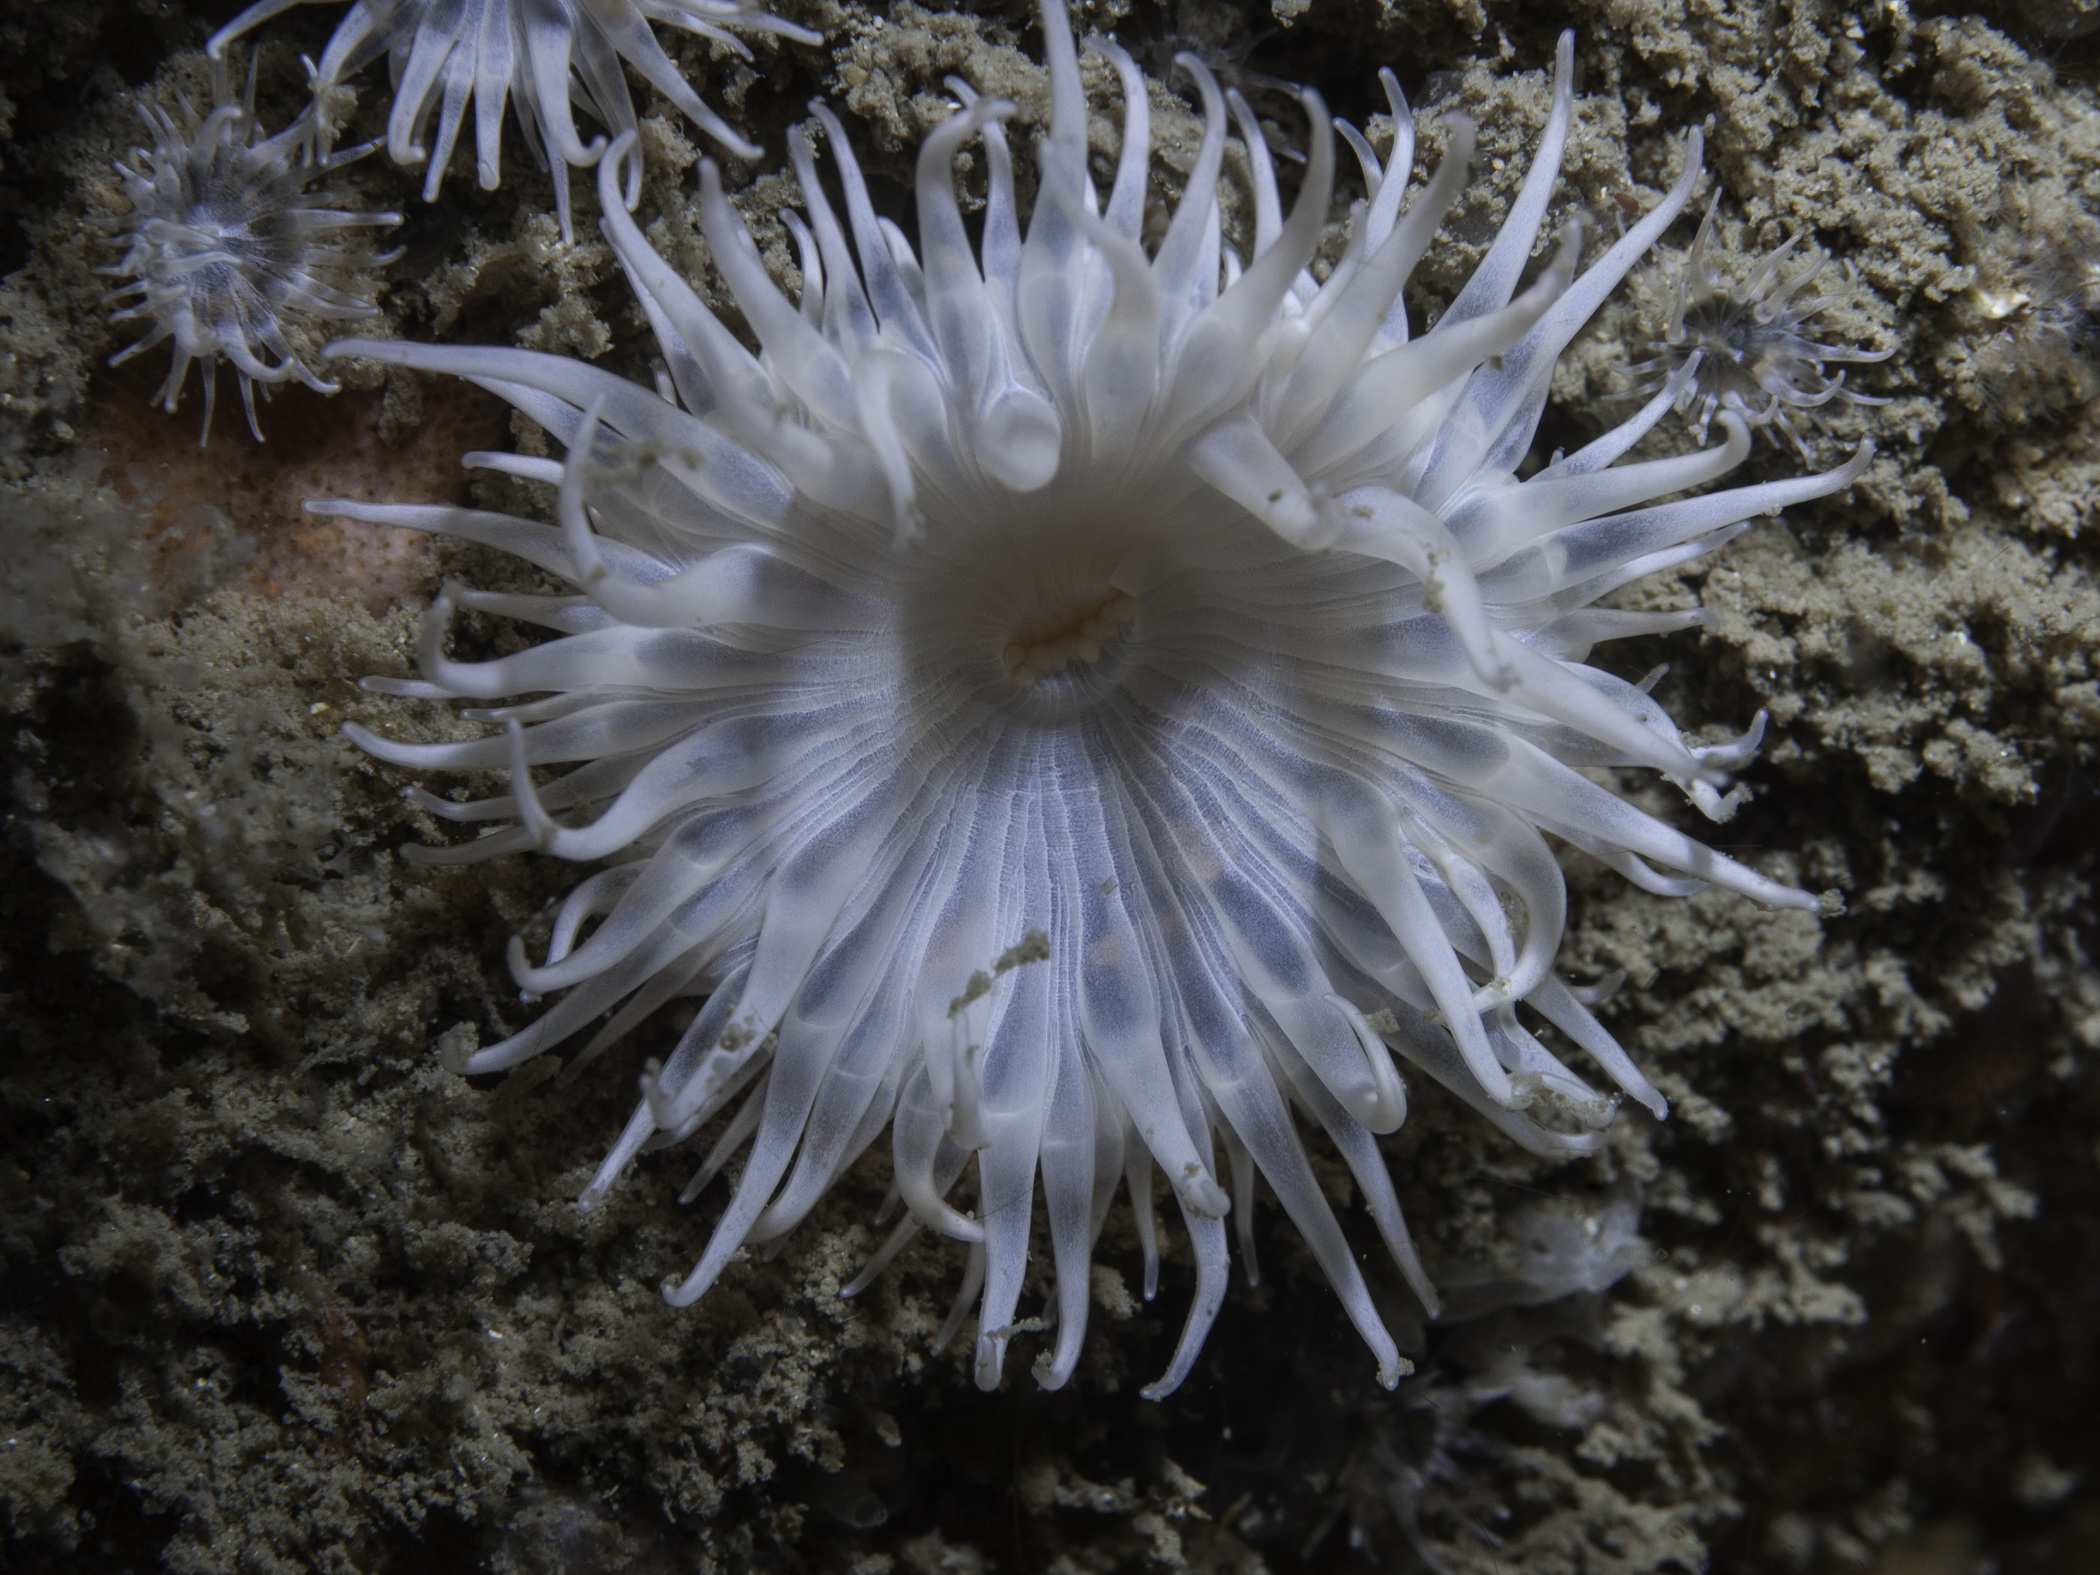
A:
322;0;1865;1397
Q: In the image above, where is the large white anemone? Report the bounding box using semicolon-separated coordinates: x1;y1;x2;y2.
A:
323;0;1865;1398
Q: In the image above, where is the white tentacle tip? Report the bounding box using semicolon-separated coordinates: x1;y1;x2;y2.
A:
1568;970;1627;1007
1179;1164;1231;1219
321;336;386;363
434;1022;479;1076
504;933;536;988
1485;1074;1529;1112
1688;778;1748;823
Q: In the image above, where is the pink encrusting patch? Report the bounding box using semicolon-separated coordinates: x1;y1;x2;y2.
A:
100;367;506;610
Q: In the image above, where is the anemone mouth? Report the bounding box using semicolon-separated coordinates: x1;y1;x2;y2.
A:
894;492;1201;703
1001;588;1141;685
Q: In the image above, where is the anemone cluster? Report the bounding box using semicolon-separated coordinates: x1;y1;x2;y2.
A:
287;0;1875;1399
102;0;810;437
101;55;401;443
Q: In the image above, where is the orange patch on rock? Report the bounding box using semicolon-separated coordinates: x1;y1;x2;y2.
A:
93;360;510;611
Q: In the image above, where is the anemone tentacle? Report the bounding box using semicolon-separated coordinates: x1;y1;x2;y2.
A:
323;0;1865;1396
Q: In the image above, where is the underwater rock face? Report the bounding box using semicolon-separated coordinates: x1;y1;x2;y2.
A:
319;0;1880;1411
1;2;2097;1574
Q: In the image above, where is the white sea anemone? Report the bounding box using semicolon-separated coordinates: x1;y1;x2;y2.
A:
208;0;817;240
1638;194;1894;455
103;55;401;443
321;0;1868;1398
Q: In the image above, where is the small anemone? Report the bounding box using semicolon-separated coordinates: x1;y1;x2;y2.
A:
1316;1192;1648;1569
208;0;820;242
101;54;402;444
1318;1371;1526;1570
1133;24;1295;98
1970;223;2100;418
1634;195;1894;456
